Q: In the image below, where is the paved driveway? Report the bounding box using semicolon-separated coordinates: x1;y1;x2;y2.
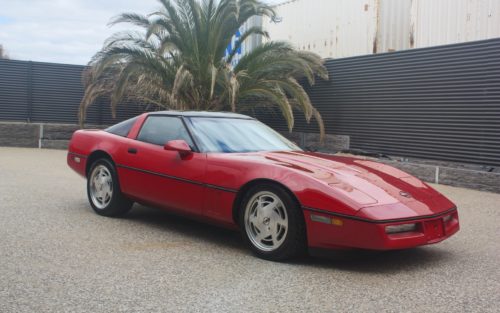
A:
0;147;498;313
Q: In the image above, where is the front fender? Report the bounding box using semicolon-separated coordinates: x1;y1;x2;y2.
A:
204;154;359;219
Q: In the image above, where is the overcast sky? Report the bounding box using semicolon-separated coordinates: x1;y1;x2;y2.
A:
0;0;284;65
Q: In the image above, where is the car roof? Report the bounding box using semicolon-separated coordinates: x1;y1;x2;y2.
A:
148;110;254;119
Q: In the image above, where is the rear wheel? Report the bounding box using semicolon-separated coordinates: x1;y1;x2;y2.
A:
239;184;306;261
87;158;133;217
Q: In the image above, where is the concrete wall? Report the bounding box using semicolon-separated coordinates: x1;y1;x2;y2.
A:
279;131;350;153
0;123;40;148
0;122;100;150
381;159;500;194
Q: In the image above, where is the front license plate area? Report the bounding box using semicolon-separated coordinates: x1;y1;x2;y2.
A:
424;219;444;241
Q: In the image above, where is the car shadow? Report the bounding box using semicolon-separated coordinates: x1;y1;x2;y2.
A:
293;248;455;274
123;204;245;251
123;204;455;274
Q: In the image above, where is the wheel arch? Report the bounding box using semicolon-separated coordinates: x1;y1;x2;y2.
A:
232;178;302;225
85;150;115;177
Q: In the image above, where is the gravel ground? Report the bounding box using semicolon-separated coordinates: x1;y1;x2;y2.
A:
0;147;499;313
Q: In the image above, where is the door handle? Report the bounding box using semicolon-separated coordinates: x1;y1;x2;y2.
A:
127;147;138;154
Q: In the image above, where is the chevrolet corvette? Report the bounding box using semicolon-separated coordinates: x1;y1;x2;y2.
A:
67;111;459;260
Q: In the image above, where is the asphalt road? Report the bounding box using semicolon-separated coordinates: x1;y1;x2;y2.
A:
0;147;498;313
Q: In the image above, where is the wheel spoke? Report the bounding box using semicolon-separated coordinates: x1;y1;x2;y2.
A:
257;196;266;210
248;212;259;226
276;221;286;231
255;230;266;242
262;201;278;215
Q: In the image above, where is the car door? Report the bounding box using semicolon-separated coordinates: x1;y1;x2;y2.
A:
118;115;206;216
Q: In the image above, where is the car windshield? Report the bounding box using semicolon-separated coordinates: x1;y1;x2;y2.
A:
187;117;301;153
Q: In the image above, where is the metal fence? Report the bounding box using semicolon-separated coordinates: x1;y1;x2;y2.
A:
0;59;145;125
1;38;499;166
258;38;500;167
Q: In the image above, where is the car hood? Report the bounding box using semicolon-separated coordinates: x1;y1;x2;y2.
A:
251;151;455;217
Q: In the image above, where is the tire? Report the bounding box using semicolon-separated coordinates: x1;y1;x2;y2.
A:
87;158;133;217
239;183;307;261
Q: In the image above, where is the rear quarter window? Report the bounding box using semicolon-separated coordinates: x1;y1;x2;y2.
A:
105;117;138;137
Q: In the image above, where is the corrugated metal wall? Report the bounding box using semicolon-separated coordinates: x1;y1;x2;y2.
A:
1;38;499;166
0;59;146;125
257;38;500;166
0;59;29;121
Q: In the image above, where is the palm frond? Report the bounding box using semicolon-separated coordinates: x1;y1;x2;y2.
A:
80;0;328;142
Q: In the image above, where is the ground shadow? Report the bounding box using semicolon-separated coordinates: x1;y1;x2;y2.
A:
121;204;456;274
124;204;245;251
294;247;455;274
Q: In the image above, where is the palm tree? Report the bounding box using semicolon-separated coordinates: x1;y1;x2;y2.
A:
80;0;328;137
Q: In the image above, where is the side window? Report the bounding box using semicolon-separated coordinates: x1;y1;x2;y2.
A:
137;116;194;148
105;116;138;137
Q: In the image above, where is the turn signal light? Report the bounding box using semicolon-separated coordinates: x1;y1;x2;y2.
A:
310;214;344;227
331;218;343;226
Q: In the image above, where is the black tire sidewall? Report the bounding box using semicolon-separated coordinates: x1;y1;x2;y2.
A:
239;183;306;261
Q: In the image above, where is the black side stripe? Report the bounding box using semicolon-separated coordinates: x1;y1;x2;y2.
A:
205;184;239;193
116;164;238;193
303;206;457;224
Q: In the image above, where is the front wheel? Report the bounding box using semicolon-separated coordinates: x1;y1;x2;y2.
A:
239;184;306;261
87;158;133;217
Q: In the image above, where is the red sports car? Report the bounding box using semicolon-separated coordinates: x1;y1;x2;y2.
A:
68;111;459;260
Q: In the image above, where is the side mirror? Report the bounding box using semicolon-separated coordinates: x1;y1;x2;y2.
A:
164;140;193;159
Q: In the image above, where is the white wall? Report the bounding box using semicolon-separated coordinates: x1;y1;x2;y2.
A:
261;0;500;58
263;0;379;58
410;0;500;48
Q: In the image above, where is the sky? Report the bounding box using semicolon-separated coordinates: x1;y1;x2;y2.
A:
0;0;285;65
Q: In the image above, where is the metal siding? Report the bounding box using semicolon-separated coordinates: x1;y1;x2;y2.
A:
263;0;500;58
410;0;500;48
31;62;87;124
1;39;499;166
0;59;146;126
377;0;412;53
264;0;378;58
99;97;150;125
258;38;500;166
0;59;29;121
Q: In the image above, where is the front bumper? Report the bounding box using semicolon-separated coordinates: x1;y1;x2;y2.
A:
304;208;459;250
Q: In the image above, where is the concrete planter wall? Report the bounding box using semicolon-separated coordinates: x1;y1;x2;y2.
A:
279;131;350;153
0;122;101;149
380;159;500;194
